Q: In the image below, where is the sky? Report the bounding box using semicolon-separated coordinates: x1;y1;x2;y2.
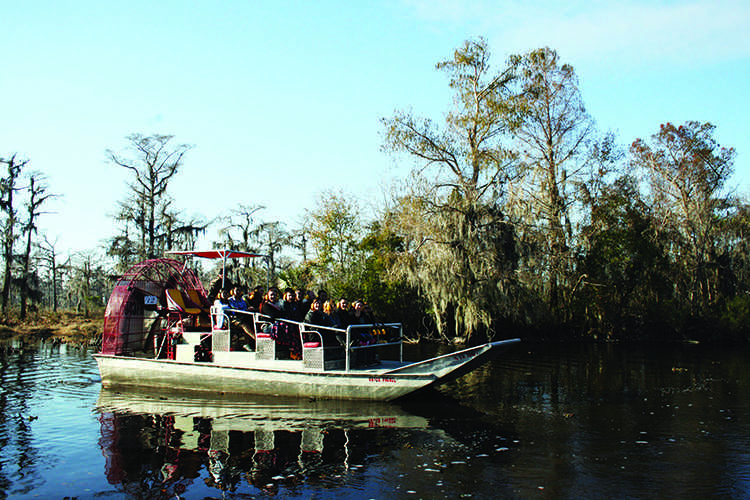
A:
1;0;748;259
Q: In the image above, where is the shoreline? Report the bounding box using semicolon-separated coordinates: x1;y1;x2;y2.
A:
0;311;102;347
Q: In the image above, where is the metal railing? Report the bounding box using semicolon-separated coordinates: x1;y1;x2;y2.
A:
212;307;403;371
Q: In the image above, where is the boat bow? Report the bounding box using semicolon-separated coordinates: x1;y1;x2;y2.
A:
382;338;520;386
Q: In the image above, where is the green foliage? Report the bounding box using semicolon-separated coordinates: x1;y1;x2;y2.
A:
394;192;521;341
575;175;673;337
719;293;750;342
510;46;596;325
377;41;747;343
382;38;523;343
306;190;363;296
357;220;427;337
276;263;315;292
631;121;737;315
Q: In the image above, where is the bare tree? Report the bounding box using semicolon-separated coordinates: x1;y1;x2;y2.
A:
67;251;107;317
39;235;66;312
218;204;264;250
19;174;55;319
216;204;265;284
289;226;310;264
510;47;597;321
252;221;289;282
108;134;192;261
158;203;208;251
0;154;28;315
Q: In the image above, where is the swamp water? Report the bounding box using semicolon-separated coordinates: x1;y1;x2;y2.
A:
1;340;749;499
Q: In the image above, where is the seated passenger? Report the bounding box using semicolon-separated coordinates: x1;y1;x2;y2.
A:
228;285;248;311
227;285;255;339
300;289;315;313
247;286;264;312
350;299;374;325
212;289;231;329
214;287;254;346
213;288;229;307
281;287;303;322
304;298;334;327
304;297;343;346
334;298;352;327
259;287;283;321
323;300;341;327
261;287;300;358
349;299;375;347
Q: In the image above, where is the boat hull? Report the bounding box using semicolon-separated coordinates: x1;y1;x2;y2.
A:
94;339;519;401
94;354;436;401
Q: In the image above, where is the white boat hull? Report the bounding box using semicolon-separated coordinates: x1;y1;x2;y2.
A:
94;339;519;401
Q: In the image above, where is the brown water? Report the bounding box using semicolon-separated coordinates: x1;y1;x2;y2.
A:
1;339;748;499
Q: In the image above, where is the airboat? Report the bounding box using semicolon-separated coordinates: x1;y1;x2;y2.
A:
93;251;520;401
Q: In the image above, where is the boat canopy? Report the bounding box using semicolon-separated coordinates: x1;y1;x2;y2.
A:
166;250;268;260
167;249;271;289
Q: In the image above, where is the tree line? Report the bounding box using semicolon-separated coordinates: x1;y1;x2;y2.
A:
0;154;112;320
378;39;747;343
2;38;748;343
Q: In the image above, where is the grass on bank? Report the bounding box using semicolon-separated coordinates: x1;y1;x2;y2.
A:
0;309;104;345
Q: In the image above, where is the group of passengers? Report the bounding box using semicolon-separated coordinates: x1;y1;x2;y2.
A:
207;272;378;354
209;274;375;327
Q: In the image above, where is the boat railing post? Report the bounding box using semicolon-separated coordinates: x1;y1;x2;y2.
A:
345;326;351;372
399;324;403;362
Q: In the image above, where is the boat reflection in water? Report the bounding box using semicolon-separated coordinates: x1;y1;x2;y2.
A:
96;387;431;496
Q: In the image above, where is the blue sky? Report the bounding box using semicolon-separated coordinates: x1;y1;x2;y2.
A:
1;0;748;257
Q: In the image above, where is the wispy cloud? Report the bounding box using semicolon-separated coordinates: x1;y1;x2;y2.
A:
403;0;750;67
